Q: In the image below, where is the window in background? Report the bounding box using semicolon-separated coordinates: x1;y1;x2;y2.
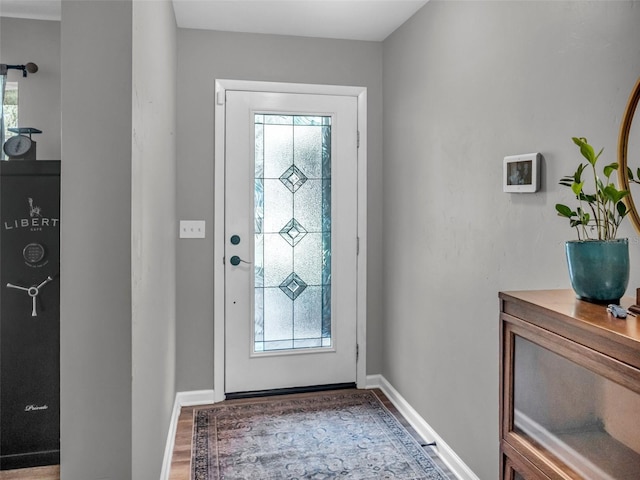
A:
2;82;19;160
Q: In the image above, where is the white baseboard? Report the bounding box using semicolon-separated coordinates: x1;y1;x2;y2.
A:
160;389;215;480
176;389;216;407
367;374;479;480
514;410;612;480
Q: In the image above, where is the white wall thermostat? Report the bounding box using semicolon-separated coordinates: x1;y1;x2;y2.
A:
503;152;540;193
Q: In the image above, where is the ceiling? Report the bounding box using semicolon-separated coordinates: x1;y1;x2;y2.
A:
0;0;61;21
172;1;427;41
0;0;428;42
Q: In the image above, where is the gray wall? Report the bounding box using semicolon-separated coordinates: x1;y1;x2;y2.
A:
60;1;132;478
131;1;177;479
382;1;640;478
60;1;178;478
6;5;177;478
0;17;60;160
175;30;384;391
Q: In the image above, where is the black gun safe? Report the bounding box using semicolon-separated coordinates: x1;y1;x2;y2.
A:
0;160;60;470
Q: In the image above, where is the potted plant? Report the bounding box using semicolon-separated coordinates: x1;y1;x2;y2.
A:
556;137;630;304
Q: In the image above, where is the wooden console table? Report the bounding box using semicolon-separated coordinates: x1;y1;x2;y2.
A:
499;290;640;480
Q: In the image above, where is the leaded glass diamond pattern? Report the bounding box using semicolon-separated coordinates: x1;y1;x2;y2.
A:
279;273;307;300
279;165;308;193
254;113;332;352
279;218;307;246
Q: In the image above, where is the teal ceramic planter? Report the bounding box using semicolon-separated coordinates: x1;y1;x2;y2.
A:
565;239;629;304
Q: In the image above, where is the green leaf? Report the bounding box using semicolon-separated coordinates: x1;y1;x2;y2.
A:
571;181;584;196
603;163;619;178
580;193;597;204
572;137;597;165
559;174;575;186
575;208;589;225
603;184;629;204
594;147;604;163
617;201;628;217
555;204;574;218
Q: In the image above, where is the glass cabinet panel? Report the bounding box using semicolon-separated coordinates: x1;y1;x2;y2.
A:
513;335;640;479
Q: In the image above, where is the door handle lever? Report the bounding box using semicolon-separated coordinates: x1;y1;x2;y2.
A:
229;255;252;266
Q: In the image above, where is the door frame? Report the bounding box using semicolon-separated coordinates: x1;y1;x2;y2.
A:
213;79;367;402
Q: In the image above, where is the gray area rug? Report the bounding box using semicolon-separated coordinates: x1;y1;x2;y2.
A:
192;389;449;479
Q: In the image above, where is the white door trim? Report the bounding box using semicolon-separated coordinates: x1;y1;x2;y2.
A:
214;79;367;402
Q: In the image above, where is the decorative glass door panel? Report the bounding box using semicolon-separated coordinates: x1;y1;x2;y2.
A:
254;114;332;353
224;90;358;394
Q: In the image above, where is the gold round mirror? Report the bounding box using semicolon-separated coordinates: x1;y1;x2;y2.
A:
619;76;640;235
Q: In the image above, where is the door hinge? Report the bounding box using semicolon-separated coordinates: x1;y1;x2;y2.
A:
357;131;360;149
356;344;359;361
357;236;360;255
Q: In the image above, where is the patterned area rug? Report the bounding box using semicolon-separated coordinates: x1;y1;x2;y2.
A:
192;389;449;479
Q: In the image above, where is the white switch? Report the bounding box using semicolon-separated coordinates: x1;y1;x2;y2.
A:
180;220;205;239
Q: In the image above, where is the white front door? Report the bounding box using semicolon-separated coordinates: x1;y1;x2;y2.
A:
223;89;359;395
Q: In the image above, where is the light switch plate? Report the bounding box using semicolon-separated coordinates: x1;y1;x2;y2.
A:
180;220;205;238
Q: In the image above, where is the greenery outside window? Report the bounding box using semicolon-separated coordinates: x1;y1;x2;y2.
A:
2;82;19;160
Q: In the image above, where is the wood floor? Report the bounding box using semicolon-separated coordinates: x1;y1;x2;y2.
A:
0;388;456;480
169;388;457;480
0;465;59;480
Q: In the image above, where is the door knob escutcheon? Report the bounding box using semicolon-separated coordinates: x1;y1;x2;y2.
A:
230;255;251;266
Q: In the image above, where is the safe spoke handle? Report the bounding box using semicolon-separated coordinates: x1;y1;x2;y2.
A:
6;283;29;292
37;276;54;290
6;276;54;317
